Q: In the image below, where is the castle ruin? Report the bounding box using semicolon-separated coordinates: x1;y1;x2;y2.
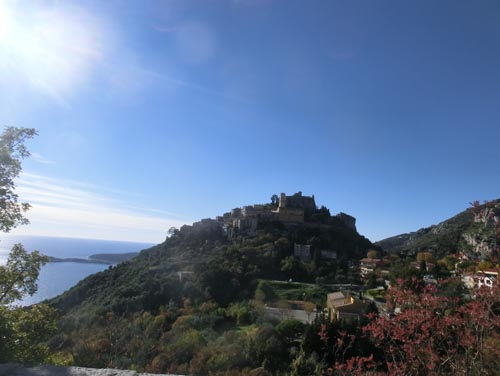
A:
275;191;316;223
208;191;357;239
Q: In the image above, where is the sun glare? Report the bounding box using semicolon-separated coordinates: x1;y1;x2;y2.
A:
0;2;104;101
0;2;14;41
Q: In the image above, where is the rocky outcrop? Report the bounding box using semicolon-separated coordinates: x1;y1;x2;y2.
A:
0;363;182;376
463;232;496;258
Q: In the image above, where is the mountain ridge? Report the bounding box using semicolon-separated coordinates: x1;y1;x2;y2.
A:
376;199;500;259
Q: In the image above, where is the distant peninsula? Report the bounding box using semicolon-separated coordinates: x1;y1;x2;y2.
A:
47;252;139;265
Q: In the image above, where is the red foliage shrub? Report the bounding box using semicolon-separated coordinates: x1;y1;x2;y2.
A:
331;278;500;375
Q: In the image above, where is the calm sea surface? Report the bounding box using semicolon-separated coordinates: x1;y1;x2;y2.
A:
0;235;154;306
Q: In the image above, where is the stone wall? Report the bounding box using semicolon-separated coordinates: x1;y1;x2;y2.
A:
0;363;183;376
278;207;304;223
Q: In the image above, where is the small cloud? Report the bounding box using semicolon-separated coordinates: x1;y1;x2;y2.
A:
31;152;55;165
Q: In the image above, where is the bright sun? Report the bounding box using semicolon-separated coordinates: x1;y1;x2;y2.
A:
0;1;104;101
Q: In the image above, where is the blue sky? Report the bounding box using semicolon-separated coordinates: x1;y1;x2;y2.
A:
1;0;499;243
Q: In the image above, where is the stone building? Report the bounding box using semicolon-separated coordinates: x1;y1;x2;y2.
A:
231;208;242;217
275;191;316;223
242;204;272;219
360;258;382;278
294;243;312;262
235;217;258;236
281;191;316;211
326;291;371;322
241;205;255;217
214;192;358;246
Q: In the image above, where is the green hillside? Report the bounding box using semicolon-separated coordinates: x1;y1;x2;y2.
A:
376;199;500;259
45;196;376;373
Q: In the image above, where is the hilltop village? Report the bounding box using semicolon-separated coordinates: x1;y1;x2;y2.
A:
185;192;358;262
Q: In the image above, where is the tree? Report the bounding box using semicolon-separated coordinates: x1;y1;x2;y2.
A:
247;327;288;372
0;127;37;232
438;255;458;271
0;303;57;364
254;280;276;303
0;126;57;364
166;226;179;238
0;127;42;303
280;255;306;281
276;319;305;347
271;194;279;206
0;244;48;305
416;251;434;263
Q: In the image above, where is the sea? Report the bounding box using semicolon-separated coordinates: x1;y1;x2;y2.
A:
0;235;154;306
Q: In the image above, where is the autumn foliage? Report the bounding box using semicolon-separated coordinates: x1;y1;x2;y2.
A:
329;278;500;375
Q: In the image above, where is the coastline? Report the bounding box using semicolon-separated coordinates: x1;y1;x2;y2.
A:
47;252;139;265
